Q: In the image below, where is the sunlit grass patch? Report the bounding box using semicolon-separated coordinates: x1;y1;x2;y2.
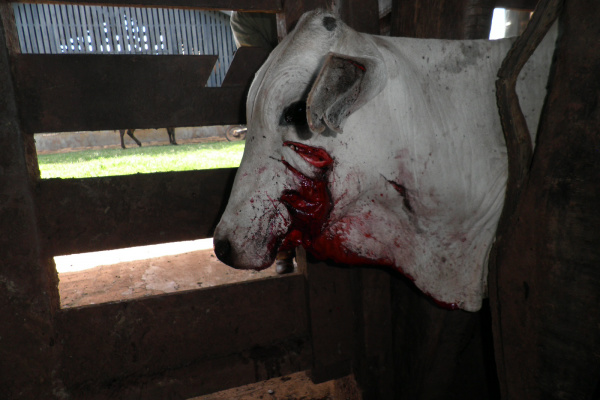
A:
38;141;245;179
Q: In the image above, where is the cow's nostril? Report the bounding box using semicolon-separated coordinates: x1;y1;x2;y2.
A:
214;238;233;266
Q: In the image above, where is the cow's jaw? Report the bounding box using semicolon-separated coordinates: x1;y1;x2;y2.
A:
213;139;336;270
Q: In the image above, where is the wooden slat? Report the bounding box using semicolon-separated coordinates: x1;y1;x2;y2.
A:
491;0;600;398
10;0;283;12
57;274;312;398
337;0;379;34
302;257;356;383
353;268;394;399
0;10;60;397
12;53;254;132
36;168;237;256
221;46;270;87
391;0;494;39
0;2;21;53
495;0;538;10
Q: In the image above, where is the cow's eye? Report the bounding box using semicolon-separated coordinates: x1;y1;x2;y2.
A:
281;101;307;126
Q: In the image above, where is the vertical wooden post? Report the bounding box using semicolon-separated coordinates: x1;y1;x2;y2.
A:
281;0;331;33
298;249;356;384
0;3;20;54
0;8;61;399
391;0;494;39
335;0;379;34
491;1;600;398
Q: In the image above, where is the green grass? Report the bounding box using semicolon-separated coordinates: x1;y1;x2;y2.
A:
38;141;246;179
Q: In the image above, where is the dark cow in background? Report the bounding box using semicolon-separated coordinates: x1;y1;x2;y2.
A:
119;127;177;149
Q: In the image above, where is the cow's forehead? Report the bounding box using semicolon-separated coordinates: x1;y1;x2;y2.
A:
246;11;344;122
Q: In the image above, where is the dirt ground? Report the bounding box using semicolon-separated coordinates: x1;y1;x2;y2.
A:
58;248;361;400
58;246;278;308
191;372;361;400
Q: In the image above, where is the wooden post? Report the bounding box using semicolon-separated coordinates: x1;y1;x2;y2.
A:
391;0;495;39
0;10;61;399
491;0;600;398
334;0;379;34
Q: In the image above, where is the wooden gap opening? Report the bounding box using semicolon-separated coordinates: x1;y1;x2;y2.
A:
56;238;282;308
35;125;246;179
490;7;532;40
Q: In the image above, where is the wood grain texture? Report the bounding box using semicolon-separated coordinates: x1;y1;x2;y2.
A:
488;0;563;397
303;258;356;384
495;0;538;9
491;0;600;398
0;14;60;399
36;168;237;256
12;54;255;132
391;0;494;39
57;275;311;398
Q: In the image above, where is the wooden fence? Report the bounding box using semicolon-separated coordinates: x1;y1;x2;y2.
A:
12;3;236;86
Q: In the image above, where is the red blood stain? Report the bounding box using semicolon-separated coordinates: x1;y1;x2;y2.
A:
279;142;332;251
432;298;460;310
347;59;366;72
279;142;394;267
283;141;333;168
309;226;394;267
277;141;458;310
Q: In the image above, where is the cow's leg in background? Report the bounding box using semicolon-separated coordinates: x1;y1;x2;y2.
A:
119;129;142;149
127;129;142;147
167;127;177;145
119;129;126;149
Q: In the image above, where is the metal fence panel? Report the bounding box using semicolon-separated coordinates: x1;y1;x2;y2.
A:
12;3;237;86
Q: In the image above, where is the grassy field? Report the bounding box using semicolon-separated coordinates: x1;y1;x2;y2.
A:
37;141;246;179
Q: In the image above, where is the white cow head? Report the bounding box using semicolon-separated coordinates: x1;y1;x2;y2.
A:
213;10;553;311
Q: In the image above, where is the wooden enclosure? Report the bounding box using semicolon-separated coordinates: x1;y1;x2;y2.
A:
1;0;598;399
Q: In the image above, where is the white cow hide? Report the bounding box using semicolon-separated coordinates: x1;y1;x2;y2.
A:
213;10;556;311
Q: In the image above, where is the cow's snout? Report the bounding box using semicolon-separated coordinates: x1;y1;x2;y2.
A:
213;237;233;266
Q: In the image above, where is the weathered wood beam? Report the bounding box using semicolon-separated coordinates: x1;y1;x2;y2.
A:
491;0;600;398
391;0;495;39
5;0;283;12
56;274;312;398
0;11;60;399
301;256;357;384
335;0;379;34
36;168;237;256
12;53;258;133
281;0;330;32
221;46;270;87
495;0;537;10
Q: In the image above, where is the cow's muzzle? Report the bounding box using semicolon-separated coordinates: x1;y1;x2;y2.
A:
213;237;233;267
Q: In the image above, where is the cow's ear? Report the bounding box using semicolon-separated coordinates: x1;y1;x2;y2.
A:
307;53;387;133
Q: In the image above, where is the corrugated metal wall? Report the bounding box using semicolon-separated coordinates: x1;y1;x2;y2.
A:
12;3;237;87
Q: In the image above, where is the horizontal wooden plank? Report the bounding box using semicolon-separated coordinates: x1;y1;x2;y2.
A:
495;0;537;10
56;274;311;398
8;0;283;12
221;46;271;87
12;54;250;132
36;168;237;256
